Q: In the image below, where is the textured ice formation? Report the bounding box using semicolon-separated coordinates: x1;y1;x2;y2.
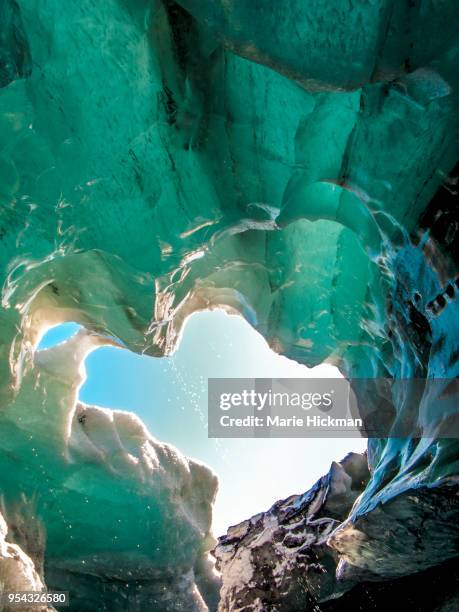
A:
0;513;46;610
0;330;218;610
214;453;370;610
0;0;458;609
214;453;459;611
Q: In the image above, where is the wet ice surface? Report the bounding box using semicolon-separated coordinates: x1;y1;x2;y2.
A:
0;0;458;609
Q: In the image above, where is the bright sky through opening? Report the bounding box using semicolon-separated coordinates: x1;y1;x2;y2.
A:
39;311;365;535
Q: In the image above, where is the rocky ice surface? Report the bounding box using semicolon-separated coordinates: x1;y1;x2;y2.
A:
214;453;370;610
0;0;458;610
214;452;459;611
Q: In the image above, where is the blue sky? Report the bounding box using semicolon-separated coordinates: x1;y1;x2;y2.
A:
39;311;365;535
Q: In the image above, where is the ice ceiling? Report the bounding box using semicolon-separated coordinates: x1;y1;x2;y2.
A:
0;0;458;610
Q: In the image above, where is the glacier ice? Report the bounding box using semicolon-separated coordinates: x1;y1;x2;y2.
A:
1;329;218;609
0;0;458;609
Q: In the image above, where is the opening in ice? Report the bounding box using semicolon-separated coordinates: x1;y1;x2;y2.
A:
39;311;365;536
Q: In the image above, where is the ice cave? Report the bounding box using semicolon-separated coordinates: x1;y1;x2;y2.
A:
0;0;458;610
